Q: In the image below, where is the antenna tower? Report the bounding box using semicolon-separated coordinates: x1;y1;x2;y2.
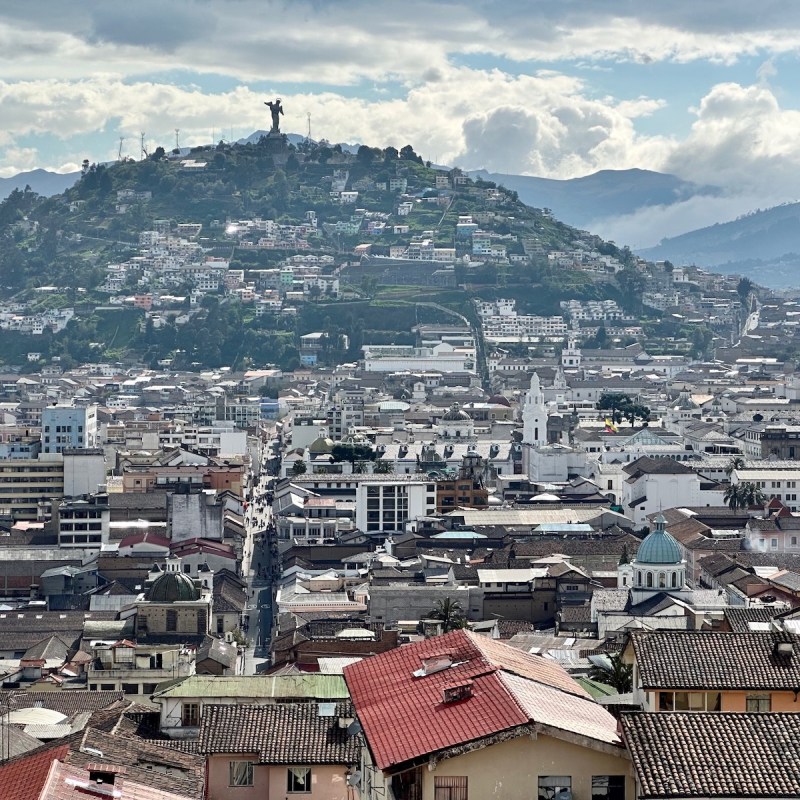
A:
307;112;312;140
117;136;125;162
175;128;181;151
140;132;147;160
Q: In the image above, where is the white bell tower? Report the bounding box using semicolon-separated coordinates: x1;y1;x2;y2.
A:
523;372;547;450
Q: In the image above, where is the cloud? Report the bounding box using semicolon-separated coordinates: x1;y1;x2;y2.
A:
664;82;800;197
587;193;771;250
4;2;800;87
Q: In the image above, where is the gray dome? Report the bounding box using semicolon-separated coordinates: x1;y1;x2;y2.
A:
441;402;471;422
146;571;200;602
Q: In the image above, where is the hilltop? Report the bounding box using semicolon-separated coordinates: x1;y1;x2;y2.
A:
0;137;669;371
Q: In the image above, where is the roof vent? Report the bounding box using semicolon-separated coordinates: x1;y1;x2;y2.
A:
774;640;794;657
413;654;453;677
442;681;473;704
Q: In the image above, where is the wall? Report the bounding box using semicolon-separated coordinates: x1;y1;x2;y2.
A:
206;756;350;800
168;492;224;542
421;729;633;800
368;586;484;624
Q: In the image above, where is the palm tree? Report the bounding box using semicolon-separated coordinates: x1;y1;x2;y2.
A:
427;598;466;632
588;653;633;694
724;481;765;511
725;456;745;477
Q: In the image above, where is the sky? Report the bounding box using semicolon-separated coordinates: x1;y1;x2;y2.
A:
4;1;800;244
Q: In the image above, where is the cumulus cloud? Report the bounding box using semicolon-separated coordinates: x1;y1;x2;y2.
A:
664;82;800;198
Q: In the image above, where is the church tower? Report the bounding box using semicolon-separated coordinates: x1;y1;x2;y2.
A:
523;372;547;449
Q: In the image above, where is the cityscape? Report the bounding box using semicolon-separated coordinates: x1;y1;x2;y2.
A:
4;4;800;800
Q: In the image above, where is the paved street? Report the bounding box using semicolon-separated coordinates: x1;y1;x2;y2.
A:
240;452;276;673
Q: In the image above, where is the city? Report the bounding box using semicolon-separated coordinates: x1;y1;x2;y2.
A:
3;4;800;800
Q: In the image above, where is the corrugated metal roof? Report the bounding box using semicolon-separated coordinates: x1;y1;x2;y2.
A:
151;674;349;699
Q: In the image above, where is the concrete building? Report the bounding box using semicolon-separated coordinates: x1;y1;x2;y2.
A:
41;404;97;453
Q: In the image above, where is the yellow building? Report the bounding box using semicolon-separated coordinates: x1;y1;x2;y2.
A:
345;629;633;800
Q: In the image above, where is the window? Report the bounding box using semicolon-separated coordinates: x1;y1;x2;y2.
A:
659;691;720;711
646;572;653;588
229;761;254;787
771;538;778;549
746;694;771;712
539;776;571;800
287;767;311;793
182;703;200;726
435;776;468;800
592;776;625;800
166;609;177;631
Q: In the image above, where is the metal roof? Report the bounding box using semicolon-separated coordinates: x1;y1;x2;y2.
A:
151;674;349;700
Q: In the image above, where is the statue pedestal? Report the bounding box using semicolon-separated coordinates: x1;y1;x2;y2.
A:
262;131;289;165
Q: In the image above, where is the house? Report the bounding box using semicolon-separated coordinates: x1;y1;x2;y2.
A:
622;457;724;527
622;712;800;799
344;629;632;800
150;674;349;739
199;702;359;800
623;629;800;712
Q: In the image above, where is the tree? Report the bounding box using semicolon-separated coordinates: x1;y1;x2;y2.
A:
291;460;307;476
597;393;649;425
373;459;393;474
737;277;754;303
588;653;633;694
331;442;376;469
724;481;765;511
427;598;466;632
725;456;746;477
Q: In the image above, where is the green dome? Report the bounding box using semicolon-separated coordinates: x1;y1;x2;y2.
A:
637;525;682;565
146;571;200;602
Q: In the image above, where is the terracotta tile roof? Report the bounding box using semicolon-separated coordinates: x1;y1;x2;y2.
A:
199;702;360;765
622;712;800;799
0;737;74;800
723;606;781;632
39;760;196;800
344;629;620;771
65;727;205;797
630;630;800;690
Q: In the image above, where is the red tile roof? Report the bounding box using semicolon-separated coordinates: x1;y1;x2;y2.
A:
344;629;620;771
0;740;72;800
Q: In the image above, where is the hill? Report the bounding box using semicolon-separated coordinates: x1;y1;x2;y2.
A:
638;202;800;288
0;168;80;201
0;137;652;371
468;168;718;231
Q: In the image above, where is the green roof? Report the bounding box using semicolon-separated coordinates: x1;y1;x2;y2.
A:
574;676;618;699
151;674;349;700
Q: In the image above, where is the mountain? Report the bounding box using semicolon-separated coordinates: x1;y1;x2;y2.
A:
0;168;80;201
638;202;800;288
468;168;719;231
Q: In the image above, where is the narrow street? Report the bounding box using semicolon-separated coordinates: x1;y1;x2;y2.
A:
241;452;276;674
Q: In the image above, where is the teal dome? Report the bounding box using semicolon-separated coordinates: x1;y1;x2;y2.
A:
637;525;682;565
146;571;200;602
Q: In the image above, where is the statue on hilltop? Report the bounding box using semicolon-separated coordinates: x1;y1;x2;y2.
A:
264;98;284;134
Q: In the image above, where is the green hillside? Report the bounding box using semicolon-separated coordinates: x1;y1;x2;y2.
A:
0;138;641;371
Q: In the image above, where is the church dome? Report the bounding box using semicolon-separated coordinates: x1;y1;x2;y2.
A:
308;434;335;454
146;571;200;602
441;402;471;421
637;518;682;564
